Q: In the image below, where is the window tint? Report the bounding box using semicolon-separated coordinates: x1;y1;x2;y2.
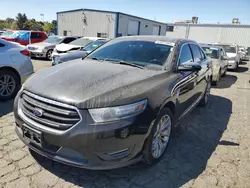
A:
31;32;42;39
190;44;202;62
179;44;193;64
63;37;76;44
0;43;5;47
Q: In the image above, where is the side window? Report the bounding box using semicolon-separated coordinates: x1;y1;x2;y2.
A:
199;48;206;60
0;43;5;47
31;32;42;39
190;44;202;62
63;38;76;44
179;44;193;65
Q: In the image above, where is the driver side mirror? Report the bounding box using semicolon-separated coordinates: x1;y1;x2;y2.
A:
178;62;202;72
221;56;229;60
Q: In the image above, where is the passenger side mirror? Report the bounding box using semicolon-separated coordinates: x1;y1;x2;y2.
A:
178;62;202;72
221;56;229;60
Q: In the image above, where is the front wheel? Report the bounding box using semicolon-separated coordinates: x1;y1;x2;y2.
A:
199;79;211;107
46;50;53;60
143;108;173;166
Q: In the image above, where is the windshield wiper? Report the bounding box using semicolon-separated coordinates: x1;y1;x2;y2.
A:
103;59;144;69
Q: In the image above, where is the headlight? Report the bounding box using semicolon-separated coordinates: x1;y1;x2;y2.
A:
88;99;147;123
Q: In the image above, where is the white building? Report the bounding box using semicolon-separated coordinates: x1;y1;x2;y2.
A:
165;23;250;48
57;9;167;38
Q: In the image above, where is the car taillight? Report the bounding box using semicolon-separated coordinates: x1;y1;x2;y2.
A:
21;50;30;57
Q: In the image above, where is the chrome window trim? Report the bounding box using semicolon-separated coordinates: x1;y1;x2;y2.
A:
18;90;82;135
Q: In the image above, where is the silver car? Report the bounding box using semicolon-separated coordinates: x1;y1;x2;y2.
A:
201;45;228;85
0;39;34;101
27;36;80;60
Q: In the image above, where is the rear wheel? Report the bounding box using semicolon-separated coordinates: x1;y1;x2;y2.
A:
0;69;20;101
143;108;173;166
46;50;53;60
221;69;227;77
212;69;221;86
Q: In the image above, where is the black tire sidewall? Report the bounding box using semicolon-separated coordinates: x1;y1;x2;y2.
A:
46;50;53;60
143;108;173;166
0;70;20;101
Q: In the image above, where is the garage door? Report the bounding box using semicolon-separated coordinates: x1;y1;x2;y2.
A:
153;25;160;35
128;20;140;35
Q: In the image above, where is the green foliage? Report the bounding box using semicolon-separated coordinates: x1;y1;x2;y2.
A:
0;13;56;34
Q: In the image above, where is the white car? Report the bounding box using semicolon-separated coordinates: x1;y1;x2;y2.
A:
51;37;106;64
215;43;240;70
0;39;34;101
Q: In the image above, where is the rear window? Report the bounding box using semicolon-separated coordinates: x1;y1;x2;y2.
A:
0;31;15;38
219;45;236;53
202;47;219;59
69;38;93;47
88;40;173;67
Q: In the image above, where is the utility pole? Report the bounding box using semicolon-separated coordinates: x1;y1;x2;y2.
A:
40;14;44;22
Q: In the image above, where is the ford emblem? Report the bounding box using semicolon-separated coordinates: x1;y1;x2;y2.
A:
33;108;44;117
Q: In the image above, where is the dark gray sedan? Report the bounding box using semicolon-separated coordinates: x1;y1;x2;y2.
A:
14;36;212;170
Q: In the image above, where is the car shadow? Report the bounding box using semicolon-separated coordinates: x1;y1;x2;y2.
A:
31;94;232;188
214;75;237;89
235;66;249;73
31;57;50;61
0;100;14;117
240;61;248;65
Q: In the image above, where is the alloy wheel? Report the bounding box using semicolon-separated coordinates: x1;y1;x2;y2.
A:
151;114;172;159
0;75;16;97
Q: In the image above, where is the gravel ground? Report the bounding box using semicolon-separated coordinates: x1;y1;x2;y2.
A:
0;59;250;188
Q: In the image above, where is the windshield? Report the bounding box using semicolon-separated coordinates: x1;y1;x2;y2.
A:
87;40;173;67
219;45;236;53
83;40;108;52
9;31;30;39
69;38;93;47
44;36;62;44
202;47;219;59
0;31;15;38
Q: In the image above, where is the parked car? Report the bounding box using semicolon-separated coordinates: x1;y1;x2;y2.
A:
239;46;248;61
201;44;228;85
0;39;34;101
0;30;5;35
14;36;212;170
27;36;80;60
0;30;17;40
52;39;109;66
51;37;106;63
2;30;47;46
215;43;240;70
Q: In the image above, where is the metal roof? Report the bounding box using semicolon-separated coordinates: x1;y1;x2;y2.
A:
57;8;166;25
166;23;250;28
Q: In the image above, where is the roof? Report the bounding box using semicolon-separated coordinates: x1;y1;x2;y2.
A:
57;8;166;25
200;44;223;49
167;23;250;28
111;35;193;44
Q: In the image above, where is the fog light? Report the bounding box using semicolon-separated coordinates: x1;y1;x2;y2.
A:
120;128;130;138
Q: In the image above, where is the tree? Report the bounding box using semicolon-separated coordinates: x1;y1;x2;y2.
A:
5;18;15;25
43;22;53;33
16;13;28;29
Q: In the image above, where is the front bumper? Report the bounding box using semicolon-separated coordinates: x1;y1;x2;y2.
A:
14;94;154;170
227;60;237;69
51;52;67;66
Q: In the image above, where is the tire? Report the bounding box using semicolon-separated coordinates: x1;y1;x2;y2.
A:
143;108;173;166
212;69;221;86
46;50;53;60
199;79;211;107
0;69;20;101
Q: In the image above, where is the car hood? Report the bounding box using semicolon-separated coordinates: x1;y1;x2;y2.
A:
226;53;236;57
23;60;168;108
55;43;81;52
59;51;88;63
28;42;56;48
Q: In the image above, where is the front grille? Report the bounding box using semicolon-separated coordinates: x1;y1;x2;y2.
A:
20;91;81;131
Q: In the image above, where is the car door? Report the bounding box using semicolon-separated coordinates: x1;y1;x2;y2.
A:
220;48;228;72
174;43;198;119
190;44;210;101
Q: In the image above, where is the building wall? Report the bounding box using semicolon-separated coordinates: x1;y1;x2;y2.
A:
57;10;84;36
118;14;167;36
165;24;250;48
82;11;116;38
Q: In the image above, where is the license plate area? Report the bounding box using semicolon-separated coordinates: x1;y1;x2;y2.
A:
23;125;43;147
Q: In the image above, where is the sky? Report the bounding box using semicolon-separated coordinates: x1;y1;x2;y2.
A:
0;0;250;24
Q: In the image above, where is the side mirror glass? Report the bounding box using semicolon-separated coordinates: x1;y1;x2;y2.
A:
178;62;202;72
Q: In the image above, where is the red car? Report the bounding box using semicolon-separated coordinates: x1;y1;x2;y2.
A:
1;30;47;46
